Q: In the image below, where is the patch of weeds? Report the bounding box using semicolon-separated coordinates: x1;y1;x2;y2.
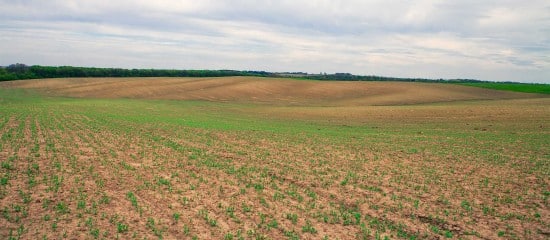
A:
18;190;31;204
242;203;251;213
267;219;279;229
49;175;63;192
0;176;8;186
306;189;317;200
284;229;300;240
480;177;489;187
90;228;100;239
226;206;235;218
273;191;285;201
183;224;190;235
286;188;304;202
146;217;165;238
253;183;264;192
53;161;62;171
173;212;181;222
461;200;472;212
157;177;171;186
27;175;36;188
430;225;440;234
302;220;317;234
259;213;267;225
286;213;298;225
482;205;495;215
1;161;14;170
356;222;371;239
341;171;357;186
198;209;217;227
366;185;383;193
341;210;362;226
56;202;69;215
121;161;135;171
224;233;234;240
51;221;57;231
126;192;139;210
99;194;110;204
77;200;86;210
117;222;129;233
85;217;94;228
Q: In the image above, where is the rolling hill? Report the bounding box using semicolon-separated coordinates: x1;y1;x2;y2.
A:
0;77;544;106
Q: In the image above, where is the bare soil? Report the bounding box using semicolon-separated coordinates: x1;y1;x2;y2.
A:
1;77;542;106
0;78;548;239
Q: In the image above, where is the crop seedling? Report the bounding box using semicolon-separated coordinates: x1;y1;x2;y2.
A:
173;212;181;222
117;222;129;233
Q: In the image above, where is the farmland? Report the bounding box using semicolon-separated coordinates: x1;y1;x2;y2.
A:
0;77;549;239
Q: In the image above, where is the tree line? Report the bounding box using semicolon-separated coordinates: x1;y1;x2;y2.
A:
298;72;484;83
0;64;274;81
1;63;488;83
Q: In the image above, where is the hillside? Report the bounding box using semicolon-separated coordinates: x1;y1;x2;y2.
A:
0;78;549;239
0;77;545;106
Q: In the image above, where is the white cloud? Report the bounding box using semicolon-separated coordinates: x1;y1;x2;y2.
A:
0;0;549;83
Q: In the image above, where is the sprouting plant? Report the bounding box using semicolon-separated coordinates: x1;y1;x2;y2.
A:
224;233;234;240
413;199;420;209
286;213;298;225
126;192;138;210
90;228;100;239
461;200;472;211
183;224;190;235
253;183;264;192
267;219;278;229
226;206;235;218
56;202;69;214
173;212;181;222
158;177;171;186
242;203;251;213
0;176;8;186
117;222;129;233
198;209;217;227
77;200;86;210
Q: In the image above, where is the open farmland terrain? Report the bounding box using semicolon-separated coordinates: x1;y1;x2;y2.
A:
1;77;542;106
0;77;548;239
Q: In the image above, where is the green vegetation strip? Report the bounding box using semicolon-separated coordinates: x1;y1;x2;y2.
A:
456;82;550;94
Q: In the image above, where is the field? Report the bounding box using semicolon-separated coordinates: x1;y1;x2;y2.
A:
0;77;548;239
455;82;550;94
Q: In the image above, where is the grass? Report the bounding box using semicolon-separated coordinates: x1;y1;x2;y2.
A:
0;88;548;239
456;82;550;94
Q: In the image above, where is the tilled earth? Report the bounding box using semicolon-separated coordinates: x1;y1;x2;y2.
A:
0;81;548;239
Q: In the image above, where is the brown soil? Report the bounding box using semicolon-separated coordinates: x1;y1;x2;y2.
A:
0;77;542;106
0;78;548;239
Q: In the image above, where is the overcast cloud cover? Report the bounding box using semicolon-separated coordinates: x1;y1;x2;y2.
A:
1;0;549;83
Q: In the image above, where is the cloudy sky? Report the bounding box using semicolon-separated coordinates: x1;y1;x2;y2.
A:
1;1;549;83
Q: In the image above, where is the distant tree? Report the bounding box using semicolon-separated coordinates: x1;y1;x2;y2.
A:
0;67;17;81
7;63;30;74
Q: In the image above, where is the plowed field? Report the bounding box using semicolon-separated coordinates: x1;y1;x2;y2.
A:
0;78;548;239
1;77;541;105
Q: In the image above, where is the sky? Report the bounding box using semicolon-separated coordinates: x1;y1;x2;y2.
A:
1;0;549;83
